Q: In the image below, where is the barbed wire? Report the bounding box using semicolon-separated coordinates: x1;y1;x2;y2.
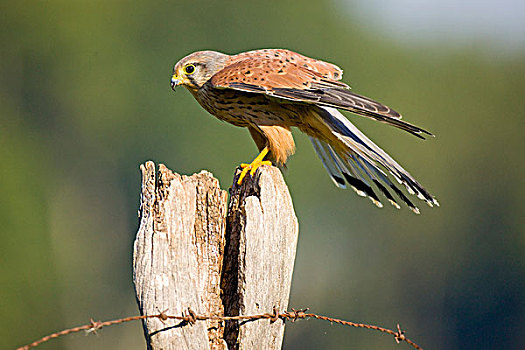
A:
16;307;423;350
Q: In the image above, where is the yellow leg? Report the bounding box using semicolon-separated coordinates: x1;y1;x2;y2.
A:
237;146;273;185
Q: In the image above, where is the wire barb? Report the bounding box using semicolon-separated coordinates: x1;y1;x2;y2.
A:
270;306;280;322
395;324;406;343
158;308;169;322
85;318;103;335
183;307;197;325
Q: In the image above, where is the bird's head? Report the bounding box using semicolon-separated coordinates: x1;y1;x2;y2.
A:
171;51;229;91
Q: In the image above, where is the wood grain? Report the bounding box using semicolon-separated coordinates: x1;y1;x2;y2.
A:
133;162;298;349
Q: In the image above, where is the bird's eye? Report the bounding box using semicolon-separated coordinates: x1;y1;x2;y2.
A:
183;64;196;75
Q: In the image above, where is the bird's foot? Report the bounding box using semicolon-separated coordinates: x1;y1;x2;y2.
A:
237;147;272;185
237;160;272;184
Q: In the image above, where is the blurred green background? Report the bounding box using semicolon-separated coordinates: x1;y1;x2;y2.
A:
2;1;524;349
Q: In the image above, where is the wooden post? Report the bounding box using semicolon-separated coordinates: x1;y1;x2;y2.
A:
133;162;228;350
133;161;299;350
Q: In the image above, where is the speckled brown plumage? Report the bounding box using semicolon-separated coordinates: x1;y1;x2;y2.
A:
171;49;438;212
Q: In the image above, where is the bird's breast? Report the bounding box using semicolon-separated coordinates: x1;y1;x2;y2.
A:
193;85;301;128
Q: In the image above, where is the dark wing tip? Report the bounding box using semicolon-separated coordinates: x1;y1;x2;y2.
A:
372;180;401;209
388;184;420;214
333;175;346;187
342;173;383;208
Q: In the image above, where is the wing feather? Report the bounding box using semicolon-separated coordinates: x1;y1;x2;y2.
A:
229;49;344;80
210;57;431;138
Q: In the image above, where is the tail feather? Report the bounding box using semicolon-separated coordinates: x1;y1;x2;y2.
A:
310;137;346;188
334;144;398;210
357;156;420;213
322;140;383;207
325;144;373;196
312;106;438;212
310;137;383;207
350;154;402;210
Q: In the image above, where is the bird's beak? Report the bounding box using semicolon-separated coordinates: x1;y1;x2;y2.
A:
171;73;182;90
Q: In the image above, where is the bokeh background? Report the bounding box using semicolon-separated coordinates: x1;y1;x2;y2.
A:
2;1;524;349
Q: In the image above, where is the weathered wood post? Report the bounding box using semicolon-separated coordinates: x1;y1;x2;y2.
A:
133;161;299;349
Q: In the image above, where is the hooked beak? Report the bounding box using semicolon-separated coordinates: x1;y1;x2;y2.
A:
171;73;182;90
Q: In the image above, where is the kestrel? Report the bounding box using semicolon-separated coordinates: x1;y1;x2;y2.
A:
171;49;438;213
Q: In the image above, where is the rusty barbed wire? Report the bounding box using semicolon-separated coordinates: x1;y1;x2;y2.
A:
17;307;423;350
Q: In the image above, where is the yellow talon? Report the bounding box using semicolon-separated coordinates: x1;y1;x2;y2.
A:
237;147;272;185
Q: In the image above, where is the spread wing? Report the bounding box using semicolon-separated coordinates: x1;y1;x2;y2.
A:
211;56;431;138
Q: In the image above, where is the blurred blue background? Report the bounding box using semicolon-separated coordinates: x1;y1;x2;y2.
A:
2;1;524;349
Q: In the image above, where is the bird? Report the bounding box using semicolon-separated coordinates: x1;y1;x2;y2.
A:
171;49;438;213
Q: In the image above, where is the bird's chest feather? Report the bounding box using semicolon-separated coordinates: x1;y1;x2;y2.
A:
190;85;298;127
